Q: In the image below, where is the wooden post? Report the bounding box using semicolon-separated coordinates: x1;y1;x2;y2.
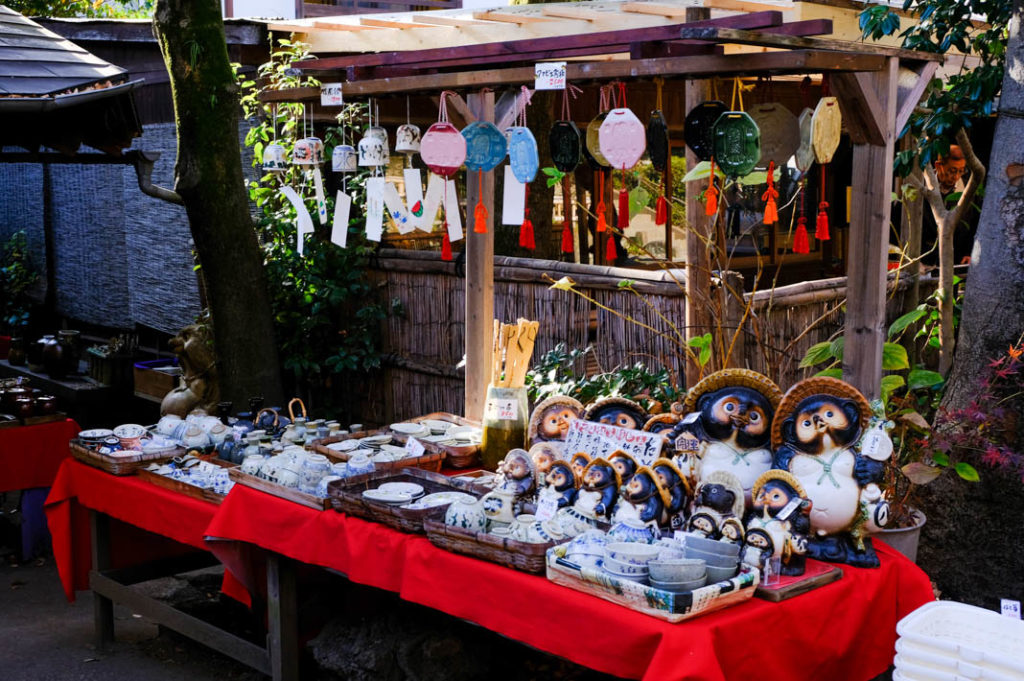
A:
843;58;898;399
267;553;299;681
684;75;712;387
664;147;674;259
721;271;746;368
464;91;496;421
90;511;114;649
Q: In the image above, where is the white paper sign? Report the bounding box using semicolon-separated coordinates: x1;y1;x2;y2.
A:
404;168;427;232
365;177;385;242
535;62;566;90
280;186;315;256
562;419;664;466
320;82;344;107
422;173;446;233
405;436;426;459
536;496;558;522
331;191;351;248
502;166;526;225
382;181;414;234
1001;599;1021;619
443;179;463;242
485;397;519;421
312;168;328;225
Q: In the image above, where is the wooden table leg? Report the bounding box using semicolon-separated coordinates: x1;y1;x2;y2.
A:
90;511;114;649
267;552;298;681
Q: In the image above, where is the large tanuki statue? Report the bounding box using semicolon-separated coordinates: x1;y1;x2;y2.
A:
771;377;890;568
160;321;220;417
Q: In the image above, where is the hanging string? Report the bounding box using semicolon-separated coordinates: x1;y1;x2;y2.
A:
762;160;779;224
654;77;664;111
562;83;582;120
705;158;719;216
438;90;458;124
653;77;668;227
816;75;832;241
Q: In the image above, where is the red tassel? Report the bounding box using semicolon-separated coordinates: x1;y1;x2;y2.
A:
655;195;668;226
473;169;487;233
441;228;453;261
519;219;535;250
617;188;630;229
705;159;718;217
606;233;617;260
561;221;574;254
816;201;830;240
596;171;607;232
793;217;810;254
762;160;778;225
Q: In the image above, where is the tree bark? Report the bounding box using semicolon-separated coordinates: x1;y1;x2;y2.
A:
153;0;283;406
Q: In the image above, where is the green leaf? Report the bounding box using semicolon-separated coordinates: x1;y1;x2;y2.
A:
907;369;944;391
882;342;910;370
888;308;927;338
799;341;835;368
829;336;845;363
932;451;950;467
902;462;942;485
899;410;931;431
954;462;980;482
698;344;711;368
816;367;844;379
880;374;906;402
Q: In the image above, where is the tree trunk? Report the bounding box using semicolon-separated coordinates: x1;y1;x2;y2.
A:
936;212;956;375
153;0;283;406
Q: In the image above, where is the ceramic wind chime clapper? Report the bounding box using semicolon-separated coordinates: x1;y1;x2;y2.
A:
647;78;671;228
550;83;583;256
421;91;467;260
811;77;841;244
586;85;614;242
598;82;646;261
684;99;726;217
506;87;539;250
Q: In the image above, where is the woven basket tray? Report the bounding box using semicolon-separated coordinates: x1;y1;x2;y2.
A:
328;468;482;534
136;459;236;505
309;427;444;473
69;439;180;476
423;518;556;574
404;412;482;468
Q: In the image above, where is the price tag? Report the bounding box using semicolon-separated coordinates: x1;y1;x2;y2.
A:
320;83;344;107
486;398;519;421
776;497;803;521
405;437;426;459
1001;599;1021;619
536;496;558;522
535;62;566;90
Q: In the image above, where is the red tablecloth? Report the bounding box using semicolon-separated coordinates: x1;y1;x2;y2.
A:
206;484;935;681
44;459;222;602
0;418;79;492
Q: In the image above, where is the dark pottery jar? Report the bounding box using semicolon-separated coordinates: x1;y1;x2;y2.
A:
27;335;52;371
15;396;34;419
7;337;26;366
58;330;81;375
42;335;66;379
3;386;28;409
35;394;57;415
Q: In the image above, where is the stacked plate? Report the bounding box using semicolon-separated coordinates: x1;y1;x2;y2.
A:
362;481;425;505
403;490;476;510
418;423;483;447
390;422;431;438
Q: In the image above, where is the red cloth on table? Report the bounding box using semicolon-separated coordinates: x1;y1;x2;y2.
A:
0;418;79;492
44;459;222;602
205;484;934;681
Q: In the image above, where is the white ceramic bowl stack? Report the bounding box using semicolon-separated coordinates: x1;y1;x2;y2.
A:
893;601;1024;681
680;532;741;582
648;558;708;593
602;542;659;583
361;481;426;506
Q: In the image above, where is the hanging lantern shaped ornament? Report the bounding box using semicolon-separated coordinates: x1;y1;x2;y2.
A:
712;111;761;179
684;100;727;162
794;108;815;173
587;85;615;240
263;143;288;173
462;120;507;234
750;102;800;167
292;137;324;167
585;113;612;169
507;129;539;184
332;143;358;173
811;91;842;242
647;78;670;226
421;91;467;178
358;106;389;168
599;89;646;237
550;83;582;257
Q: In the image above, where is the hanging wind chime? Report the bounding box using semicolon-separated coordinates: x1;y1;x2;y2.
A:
284;105;320;255
330;109;356;249
262;103;288;173
811;76;841;245
421;91;467;261
462;113;507;236
792;82;816;254
549;83;582;257
506;86;539;250
586;85;613;241
647;78;670;227
684;94;726;218
749;77;799;227
712;78;761;238
598;81;646;261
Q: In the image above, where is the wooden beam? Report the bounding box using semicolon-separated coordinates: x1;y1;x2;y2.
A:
678;26;945;62
831;71;887;145
895;60;939;134
843;57;898;399
444;92;475;126
359;17;424;29
622;0;793;17
540;5;605;21
464;90;495;423
470;11;555;24
310;21;383;32
410;14;495;27
705;0;795;12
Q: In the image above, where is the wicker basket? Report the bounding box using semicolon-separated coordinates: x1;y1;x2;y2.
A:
328;468;482;534
136;459;235;505
404;412;482;468
423;518;556;574
309;427;444;473
69;439;179;476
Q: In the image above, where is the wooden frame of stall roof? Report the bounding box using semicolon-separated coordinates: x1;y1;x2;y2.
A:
263;10;941;417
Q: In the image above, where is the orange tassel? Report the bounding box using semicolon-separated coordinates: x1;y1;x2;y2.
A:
793;217;810;254
561;221;574;254
816;201;830;241
606;233;617;260
762;160;779;225
705;159;718;217
655;195;668;226
596;171;607;232
441;228;453;261
473;169;487;233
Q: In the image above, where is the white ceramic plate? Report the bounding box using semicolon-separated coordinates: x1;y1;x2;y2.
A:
390;423;430;436
326;439;361;452
420;419;453;434
371;452;400;463
378;482;424;498
113;423;148;439
402;491;477;509
362;489;413;504
361;434;393;445
79;428;115;440
380;444;409;457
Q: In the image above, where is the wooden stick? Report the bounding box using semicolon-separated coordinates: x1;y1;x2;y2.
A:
491;318;501;385
512;321;539;388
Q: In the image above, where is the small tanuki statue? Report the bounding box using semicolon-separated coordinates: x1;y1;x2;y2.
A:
687;470;746;544
771;377;890;568
556;457;621;536
668;369;782;511
643;402;685;443
652;458;691;530
741;470;813;577
529;442;562;487
494;448;535;514
583;397;648;430
608;450;639;488
537;460;577;510
615;466;668;527
570;452;591;482
528;395;584;447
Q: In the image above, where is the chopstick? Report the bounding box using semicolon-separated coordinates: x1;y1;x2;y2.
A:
490;317;539;388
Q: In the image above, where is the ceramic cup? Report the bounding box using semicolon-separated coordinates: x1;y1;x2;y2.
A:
315;475;342;498
241;455;264;476
299;453;331;493
346;454;375;477
349;423;364;434
445;498;487;533
510;514;537;541
157;415;182;436
276;463;301;489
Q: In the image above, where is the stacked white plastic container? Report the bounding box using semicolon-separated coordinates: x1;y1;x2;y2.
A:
894;601;1024;681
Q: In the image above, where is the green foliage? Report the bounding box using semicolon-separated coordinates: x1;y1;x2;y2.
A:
686;333;713;371
6;0;153;18
798;335;926;410
237;40;385;386
525;343;680;412
0;231;37;333
860;0;1009;174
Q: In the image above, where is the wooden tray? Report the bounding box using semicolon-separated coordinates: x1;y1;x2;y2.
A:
137;459;236;505
423;518;556;574
545;544;759;623
309;427;445;473
69;439;180;476
403;412;482;468
228;467;331;511
753;559;843;602
328;468;482;534
0;411;69;429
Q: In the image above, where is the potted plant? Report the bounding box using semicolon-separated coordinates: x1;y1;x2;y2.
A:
0;231;37;359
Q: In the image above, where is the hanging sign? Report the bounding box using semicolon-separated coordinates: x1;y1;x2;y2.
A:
365;177;385;242
502;167;526;225
562;419;664;466
535;62;566;90
331;191;351;248
320;83;343;107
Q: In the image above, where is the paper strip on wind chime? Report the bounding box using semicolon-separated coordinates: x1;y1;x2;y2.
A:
331;191;351;248
502;167;526;226
280;185;315;256
404;168;428;232
383;182;415;235
365;177;385;242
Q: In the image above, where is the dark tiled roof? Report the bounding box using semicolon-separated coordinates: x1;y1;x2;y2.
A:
0;5;126;97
